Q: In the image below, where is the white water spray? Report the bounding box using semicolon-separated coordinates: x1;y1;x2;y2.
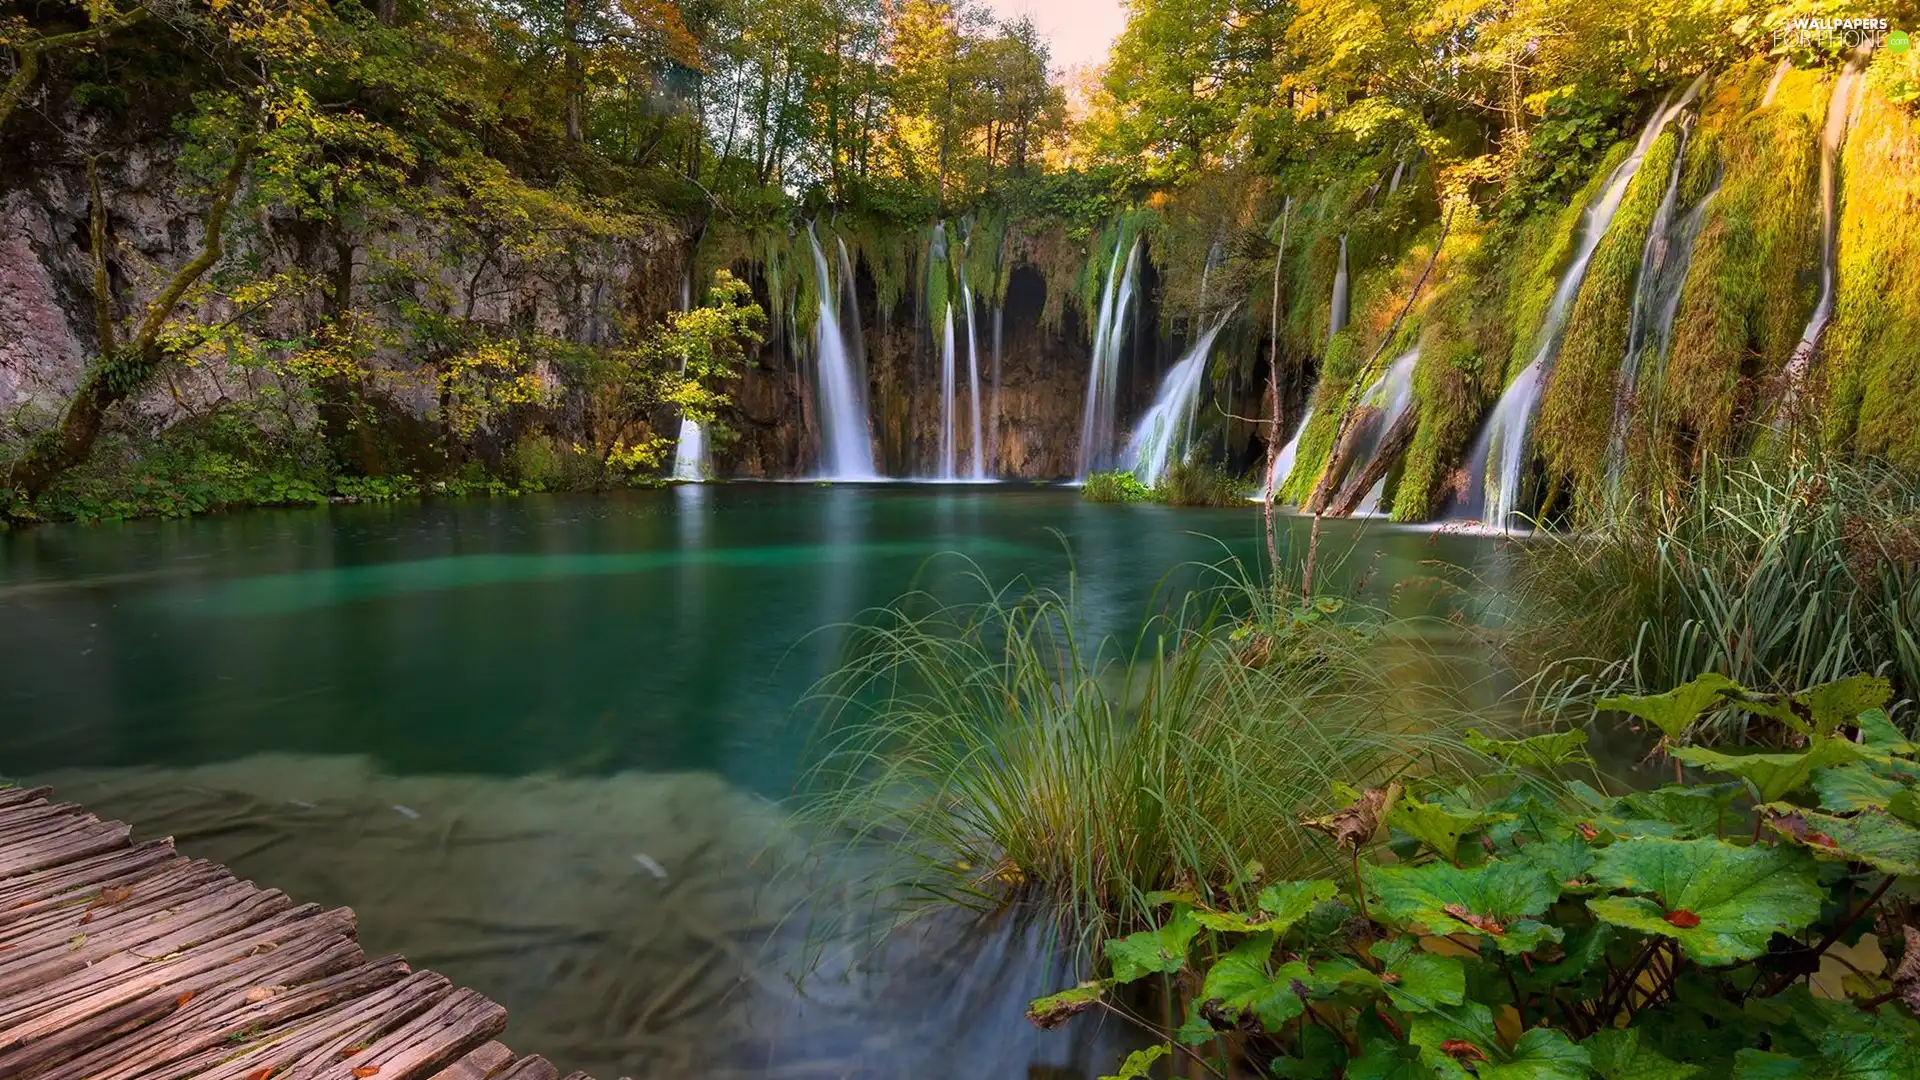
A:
1125;314;1232;486
1076;238;1143;478
671;270;707;481
1328;236;1351;346
1461;77;1704;527
807;226;878;480
1780;47;1873;411
962;278;985;479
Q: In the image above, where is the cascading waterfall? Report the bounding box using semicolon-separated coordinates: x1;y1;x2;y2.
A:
670;270;707;482
835;236;870;421
1349;347;1420;515
962;277;985;479
1125;313;1233;486
1076;238;1143;478
1268;409;1313;496
1460;76;1704;528
1328;236;1351;345
806;226;878;480
989;305;1003;468
1780;47;1873;408
939;303;958;479
1605;115;1715;488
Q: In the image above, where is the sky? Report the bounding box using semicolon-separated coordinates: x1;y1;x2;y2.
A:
979;0;1129;71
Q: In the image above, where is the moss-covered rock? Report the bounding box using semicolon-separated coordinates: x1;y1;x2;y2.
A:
1535;129;1680;504
1821;76;1920;468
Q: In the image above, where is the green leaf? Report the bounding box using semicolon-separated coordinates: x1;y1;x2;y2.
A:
1480;1028;1592;1080
1673;738;1867;802
1104;908;1199;982
1858;709;1918;755
1351;1034;1437;1080
1603;784;1745;839
1732;1024;1920;1078
1199;933;1309;1030
1406;999;1499;1065
1371;938;1466;1012
1026;981;1107;1028
1368;859;1563;954
1587;838;1823;965
1811;763;1913;814
1194;880;1338;933
1388;796;1516;863
1599;673;1743;740
1466;728;1593;768
1519;920;1612;991
1586;1028;1703;1080
1763;806;1920;877
1272;1020;1348;1078
1795;675;1894;738
1101;1045;1169;1080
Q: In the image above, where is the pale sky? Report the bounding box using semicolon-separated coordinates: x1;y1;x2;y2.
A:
980;0;1128;72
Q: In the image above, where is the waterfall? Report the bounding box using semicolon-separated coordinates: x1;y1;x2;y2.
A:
806;226;878;480
671;270;707;482
1780;47;1873;407
1460;77;1704;528
1349;348;1421;515
939;303;957;479
1267;408;1313;498
835;236;870;421
1761;58;1792;107
1328;236;1351;345
1387;154;1408;195
1125;314;1232;486
1605;118;1717;488
989;304;1003;469
1076;237;1143;478
962;278;985;479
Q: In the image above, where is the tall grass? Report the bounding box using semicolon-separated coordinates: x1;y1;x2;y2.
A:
1509;456;1920;738
795;556;1502;944
1154;460;1245;507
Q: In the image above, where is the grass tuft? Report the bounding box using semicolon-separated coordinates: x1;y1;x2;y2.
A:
795;558;1503;943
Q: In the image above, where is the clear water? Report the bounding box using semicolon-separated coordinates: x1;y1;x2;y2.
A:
0;488;1499;1078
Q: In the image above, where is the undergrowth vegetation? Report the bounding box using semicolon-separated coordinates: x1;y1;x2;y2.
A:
797;559;1504;945
1509;457;1920;741
1028;671;1920;1078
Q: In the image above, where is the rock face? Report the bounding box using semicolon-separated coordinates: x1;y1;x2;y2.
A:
0;132;1115;483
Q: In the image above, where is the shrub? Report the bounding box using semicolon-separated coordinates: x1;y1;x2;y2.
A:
1155;460;1245;507
1030;672;1920;1079
1083;470;1153;503
1508;457;1920;741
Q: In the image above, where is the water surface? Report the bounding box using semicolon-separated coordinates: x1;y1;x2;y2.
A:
0;485;1501;1078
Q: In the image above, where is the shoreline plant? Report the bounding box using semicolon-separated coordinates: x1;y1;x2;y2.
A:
1029;671;1920;1079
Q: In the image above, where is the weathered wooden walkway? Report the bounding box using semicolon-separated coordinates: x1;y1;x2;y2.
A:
0;784;594;1080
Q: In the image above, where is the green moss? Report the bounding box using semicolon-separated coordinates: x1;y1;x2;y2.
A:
1083;469;1152;503
1535;128;1680;506
1822;79;1920;468
1279;328;1364;501
1659;69;1822;467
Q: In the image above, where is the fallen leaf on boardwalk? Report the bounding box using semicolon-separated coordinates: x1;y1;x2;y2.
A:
339;1047;364;1058
245;1069;276;1080
176;992;194;1007
245;986;280;1003
352;1066;381;1077
67;933;86;951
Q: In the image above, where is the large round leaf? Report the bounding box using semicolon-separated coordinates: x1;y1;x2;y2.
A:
1368;859;1563;954
1586;838;1822;965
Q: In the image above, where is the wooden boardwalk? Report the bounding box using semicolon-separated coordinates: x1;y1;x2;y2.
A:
0;785;594;1080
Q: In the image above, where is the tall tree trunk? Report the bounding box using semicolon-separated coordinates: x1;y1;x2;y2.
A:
564;0;584;143
1329;410;1418;517
6;139;255;509
1262;198;1292;587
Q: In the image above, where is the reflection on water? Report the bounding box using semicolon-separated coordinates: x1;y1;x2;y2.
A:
0;485;1504;1078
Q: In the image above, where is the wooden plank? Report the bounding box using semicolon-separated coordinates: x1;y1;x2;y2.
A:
0;859;228;951
557;1073;593;1080
0;865;244;986
171;970;454;1080
0;883;294;1010
0;901;346;1037
305;988;506;1080
427;1041;516;1080
70;955;411;1080
0;786;54;810
0;840;180;928
0;837;177;910
0;819;132;879
493;1054;560;1080
0;916;359;1076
